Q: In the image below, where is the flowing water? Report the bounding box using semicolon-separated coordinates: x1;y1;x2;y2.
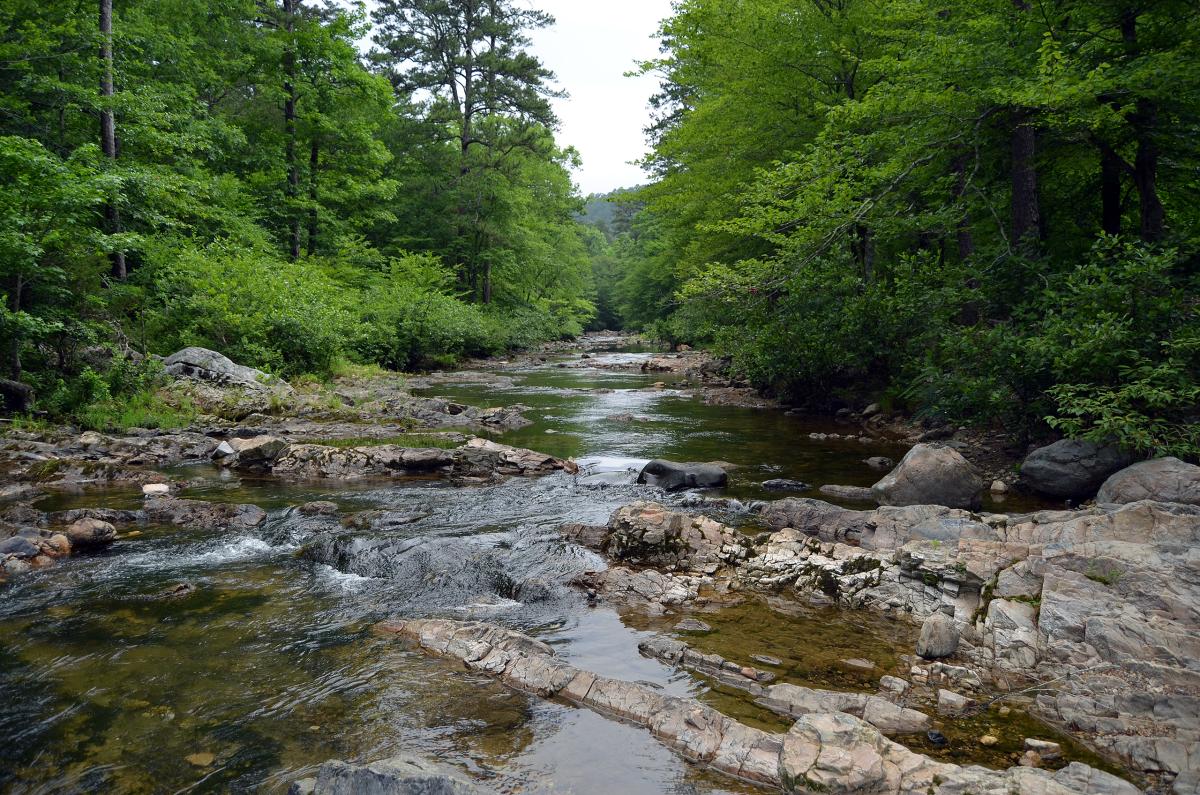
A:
0;340;1086;793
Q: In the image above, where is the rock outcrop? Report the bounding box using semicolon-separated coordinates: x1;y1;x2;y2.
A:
564;498;1200;784
163;346;289;392
871;444;983;509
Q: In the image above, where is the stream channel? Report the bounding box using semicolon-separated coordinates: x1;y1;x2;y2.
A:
1;339;1095;793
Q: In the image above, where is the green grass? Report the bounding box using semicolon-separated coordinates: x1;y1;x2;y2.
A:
2;414;54;434
330;359;399;381
299;433;464;450
76;390;198;432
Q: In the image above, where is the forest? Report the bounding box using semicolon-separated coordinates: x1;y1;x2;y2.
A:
3;0;1199;456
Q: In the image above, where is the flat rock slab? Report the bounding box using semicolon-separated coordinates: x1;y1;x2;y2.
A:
380;619;1136;795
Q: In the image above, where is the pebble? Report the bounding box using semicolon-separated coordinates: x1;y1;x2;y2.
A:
838;657;876;672
186;752;216;767
980;735;999;746
143;483;170;496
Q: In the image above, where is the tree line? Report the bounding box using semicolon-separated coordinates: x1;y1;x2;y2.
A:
1;0;599;422
595;0;1199;456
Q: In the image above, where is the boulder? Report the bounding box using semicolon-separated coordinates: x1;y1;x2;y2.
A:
65;518;117;548
290;755;486;795
0;535;40;558
229;435;287;467
0;378;34;413
637;459;727;491
163;347;288;392
871;444;982;509
864;456;894;471
1020;439;1133;500
1097;457;1200;506
916;612;958;659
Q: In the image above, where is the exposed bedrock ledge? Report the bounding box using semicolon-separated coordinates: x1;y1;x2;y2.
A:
380;619;1138;795
560;498;1200;785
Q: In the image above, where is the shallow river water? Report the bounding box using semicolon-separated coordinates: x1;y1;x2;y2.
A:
0;341;1088;793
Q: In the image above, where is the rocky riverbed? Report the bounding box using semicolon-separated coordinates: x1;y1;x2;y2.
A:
1;336;1197;794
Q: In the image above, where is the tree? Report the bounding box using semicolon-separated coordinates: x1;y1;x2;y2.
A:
371;0;563;299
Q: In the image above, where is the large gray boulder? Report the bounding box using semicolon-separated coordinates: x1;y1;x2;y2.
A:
637;459;727;491
289;755;486;795
163;347;288;392
871;444;982;509
916;611;959;659
1020;439;1132;500
1097;457;1200;505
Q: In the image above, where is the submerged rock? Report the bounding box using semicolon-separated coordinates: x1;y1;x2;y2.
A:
1020;439;1133;500
817;484;875;503
637;459;727;491
289;755;487;795
871;444;982;509
762;479;811;492
1096;457;1200;505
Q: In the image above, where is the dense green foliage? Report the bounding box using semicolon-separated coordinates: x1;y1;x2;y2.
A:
594;0;1199;456
1;0;597;421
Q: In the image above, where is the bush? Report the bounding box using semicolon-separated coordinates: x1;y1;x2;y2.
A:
141;240;352;376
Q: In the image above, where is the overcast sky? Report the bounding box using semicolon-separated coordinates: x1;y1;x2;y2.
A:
523;0;673;196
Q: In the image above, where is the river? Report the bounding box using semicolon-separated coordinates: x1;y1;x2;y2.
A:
0;338;1086;793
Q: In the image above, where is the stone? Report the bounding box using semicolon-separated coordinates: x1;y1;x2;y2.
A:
879;675;908;694
1097;457;1200;505
818;484;876;502
916;612;958;659
637;459;727;491
144;496;266;529
762;478;811;492
213;441;236;458
1020;439;1133;500
65;518;117;548
871;443;983;509
296;755;486;794
1025;738;1062;760
980;734;999;746
991;479;1009;493
674;618;712;633
864;456;894;471
142;483;170;496
299;501;338;516
229;435;287;467
186;752;216;767
759;683;930;734
838;657;876;672
938;689;972;715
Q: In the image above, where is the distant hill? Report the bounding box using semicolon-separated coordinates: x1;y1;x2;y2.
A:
578;187;640;228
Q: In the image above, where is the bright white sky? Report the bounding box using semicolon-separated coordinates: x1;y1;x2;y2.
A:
523;0;673;196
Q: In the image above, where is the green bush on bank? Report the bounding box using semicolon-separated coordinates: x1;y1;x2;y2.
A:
671;238;1199;458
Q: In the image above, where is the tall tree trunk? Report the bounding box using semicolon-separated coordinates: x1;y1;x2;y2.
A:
1100;145;1123;236
306;137;319;256
1120;10;1165;242
952;153;975;259
99;0;126;280
1133;106;1165;242
1010;111;1040;248
283;0;300;260
851;225;874;284
6;277;22;381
